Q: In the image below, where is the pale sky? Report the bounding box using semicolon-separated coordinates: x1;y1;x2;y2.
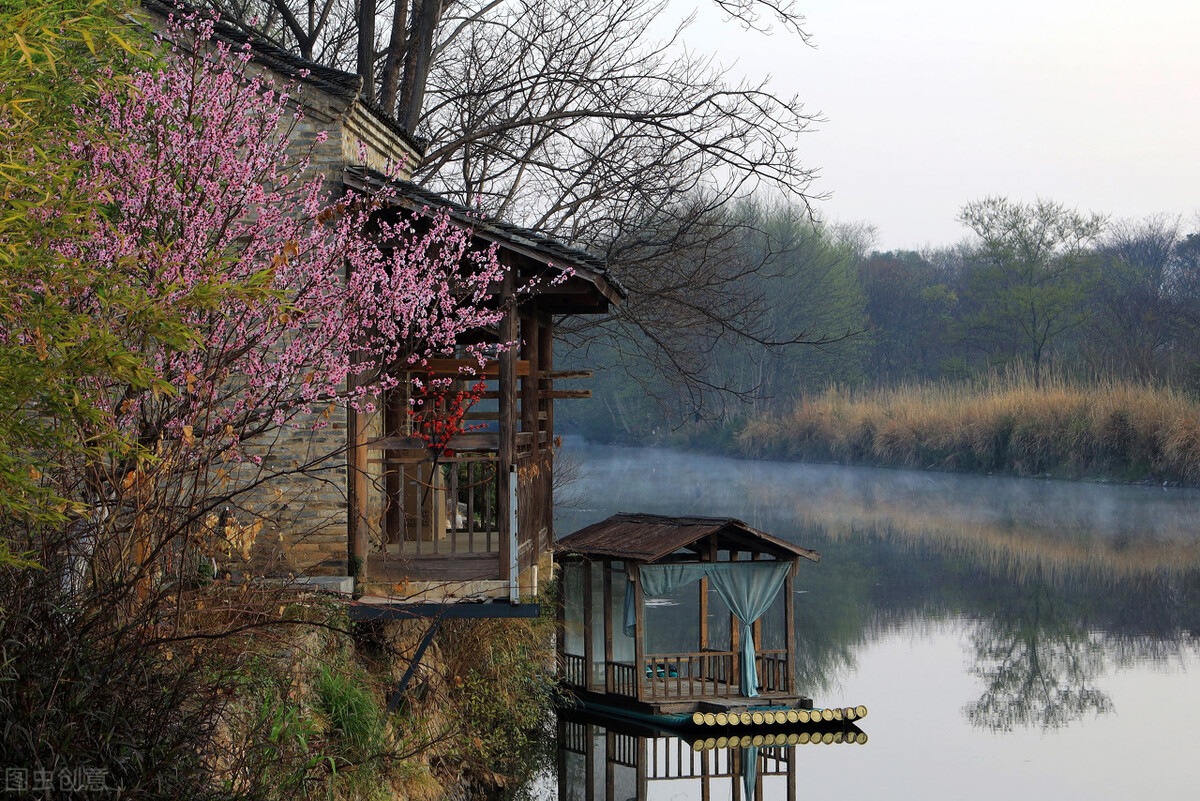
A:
683;0;1200;251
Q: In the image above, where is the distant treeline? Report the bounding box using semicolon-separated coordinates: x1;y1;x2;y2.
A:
560;197;1200;475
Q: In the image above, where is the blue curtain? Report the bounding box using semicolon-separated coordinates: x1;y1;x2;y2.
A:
623;561;792;697
742;745;759;799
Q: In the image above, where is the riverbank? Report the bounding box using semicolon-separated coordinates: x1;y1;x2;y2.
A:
735;375;1200;485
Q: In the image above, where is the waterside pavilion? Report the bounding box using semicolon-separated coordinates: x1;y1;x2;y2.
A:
555;514;821;718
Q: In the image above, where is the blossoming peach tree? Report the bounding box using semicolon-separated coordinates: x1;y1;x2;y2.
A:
47;13;507;577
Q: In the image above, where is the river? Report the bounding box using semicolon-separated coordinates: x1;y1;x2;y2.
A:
533;441;1200;800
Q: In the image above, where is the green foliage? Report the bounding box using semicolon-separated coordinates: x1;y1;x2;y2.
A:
437;606;560;783
0;0;160;536
314;660;385;759
956;197;1106;385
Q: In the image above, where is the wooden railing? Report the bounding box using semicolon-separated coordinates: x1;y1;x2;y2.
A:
641;652;736;699
560;652;587;688
605;661;638;696
637;649;789;699
374;451;503;556
756;650;789;694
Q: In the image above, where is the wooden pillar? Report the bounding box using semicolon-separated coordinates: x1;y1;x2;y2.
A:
636;737;648;800
538;311;554;444
751;552;763;649
585;723;596;801
632;563;646;702
784;565;797;695
729;550;739;692
556;558;568;677
603;562;614;692
787;735;797;801
520;310;539;453
383;387;407;545
582;559;595;691
347;394;369;590
497;257;517;582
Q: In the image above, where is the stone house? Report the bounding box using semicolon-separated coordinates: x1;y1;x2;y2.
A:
148;3;623;602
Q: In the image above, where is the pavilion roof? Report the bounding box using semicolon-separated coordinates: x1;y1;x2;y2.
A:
555;513;819;565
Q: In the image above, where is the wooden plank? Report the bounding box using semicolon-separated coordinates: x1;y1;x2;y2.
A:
368;553;501;581
476;389;592;401
367;433;501;451
420;357;529;377
542;389;591;399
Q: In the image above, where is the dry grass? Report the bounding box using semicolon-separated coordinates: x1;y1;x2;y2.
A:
738;370;1200;483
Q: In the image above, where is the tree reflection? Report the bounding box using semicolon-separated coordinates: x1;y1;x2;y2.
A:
965;573;1113;731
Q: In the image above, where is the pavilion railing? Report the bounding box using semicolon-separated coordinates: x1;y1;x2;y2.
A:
559;649;788;699
639;649;790;699
605;661;638;696
560;652;587;688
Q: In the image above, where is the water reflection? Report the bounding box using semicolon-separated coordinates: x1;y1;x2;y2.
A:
555;712;866;801
555;443;1200;735
965;571;1112;731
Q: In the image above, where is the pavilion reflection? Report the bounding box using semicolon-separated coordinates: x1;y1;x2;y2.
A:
555;710;867;801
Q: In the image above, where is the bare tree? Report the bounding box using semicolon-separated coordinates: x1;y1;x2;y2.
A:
200;0;829;416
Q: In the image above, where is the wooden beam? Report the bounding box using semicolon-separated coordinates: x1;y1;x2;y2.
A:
368;433;500;451
543;369;593;380
541;389;591;399
421;357;529;377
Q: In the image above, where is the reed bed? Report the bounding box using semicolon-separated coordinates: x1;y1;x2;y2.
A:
738;371;1200;484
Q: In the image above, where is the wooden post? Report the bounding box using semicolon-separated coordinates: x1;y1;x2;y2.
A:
520;311;538;453
497;256;517;585
787;736;797;801
632;563;646;702
383;387;407;545
636;736;648;800
751;552;763;651
603;561;614;692
585;723;596;801
784;564;797;695
583;559;595;692
539;311;554;443
729;550;739;693
556;558;568;679
347;396;369;592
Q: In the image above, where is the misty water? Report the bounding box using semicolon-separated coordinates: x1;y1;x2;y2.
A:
538;442;1200;800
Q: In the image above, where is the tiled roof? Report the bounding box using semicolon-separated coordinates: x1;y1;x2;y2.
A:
344;166;627;301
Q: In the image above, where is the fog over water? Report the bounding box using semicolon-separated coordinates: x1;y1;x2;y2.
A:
545;442;1200;801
